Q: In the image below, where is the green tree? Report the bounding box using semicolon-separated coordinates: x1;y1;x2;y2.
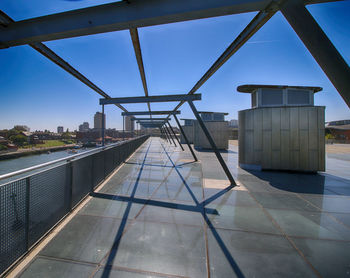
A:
10;134;27;146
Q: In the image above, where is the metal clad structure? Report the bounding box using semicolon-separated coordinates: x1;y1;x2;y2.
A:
194;121;229;150
239;106;325;171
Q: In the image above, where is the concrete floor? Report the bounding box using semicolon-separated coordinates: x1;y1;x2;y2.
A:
15;138;350;278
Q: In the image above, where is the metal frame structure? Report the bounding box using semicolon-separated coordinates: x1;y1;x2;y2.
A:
100;94;236;185
0;0;348;188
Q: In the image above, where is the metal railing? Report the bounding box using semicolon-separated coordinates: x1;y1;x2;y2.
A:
0;135;149;275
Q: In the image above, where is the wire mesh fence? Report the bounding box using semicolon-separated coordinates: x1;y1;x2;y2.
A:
0;136;149;275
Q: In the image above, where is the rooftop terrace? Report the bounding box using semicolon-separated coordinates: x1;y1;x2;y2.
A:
9;137;350;278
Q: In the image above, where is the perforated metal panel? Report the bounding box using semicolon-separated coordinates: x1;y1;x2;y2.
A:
0;179;27;274
28;165;68;246
104;148;114;176
72;156;93;206
92;152;104;189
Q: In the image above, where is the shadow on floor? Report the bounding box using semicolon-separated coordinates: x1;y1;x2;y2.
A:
97;140;245;278
244;169;350;196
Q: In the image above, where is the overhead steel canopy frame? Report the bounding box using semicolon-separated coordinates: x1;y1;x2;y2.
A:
100;94;237;185
122;111;181;116
0;0;348;184
0;0;337;48
131;117;171;121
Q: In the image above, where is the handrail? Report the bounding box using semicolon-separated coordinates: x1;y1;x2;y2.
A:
0;136;146;182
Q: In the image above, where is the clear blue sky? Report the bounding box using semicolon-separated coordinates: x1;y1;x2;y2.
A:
0;0;349;131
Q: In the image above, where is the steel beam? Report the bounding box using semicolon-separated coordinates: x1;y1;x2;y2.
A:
102;105;105;146
100;94;201;105
167;121;184;151
170;1;279;114
188;101;236;185
129;28;152;114
280;0;350;108
0;11;129;113
122;111;181;116
1;0;327;48
174;114;198;161
165;124;177;146
163;126;174;145
131;118;171;121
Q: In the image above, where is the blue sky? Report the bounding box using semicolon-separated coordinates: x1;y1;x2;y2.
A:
0;0;349;131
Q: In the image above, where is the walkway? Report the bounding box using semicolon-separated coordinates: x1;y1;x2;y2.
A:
14;138;350;277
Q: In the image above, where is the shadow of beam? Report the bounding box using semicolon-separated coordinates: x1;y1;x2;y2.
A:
91;192;218;215
100;140;152;277
160;142;245;278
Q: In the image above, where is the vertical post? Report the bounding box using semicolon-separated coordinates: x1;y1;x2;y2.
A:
174;114;198;161
188;100;236;185
163;126;172;144
159;127;165;140
165;124;177;146
281;0;350;108
167;121;184;151
123;115;125;141
66;161;73;211
25;177;30;250
102;104;105;147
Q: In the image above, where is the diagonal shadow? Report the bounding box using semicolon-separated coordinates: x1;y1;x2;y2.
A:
90;192;219;215
160;142;245;278
125;161;177;168
100;140;152;277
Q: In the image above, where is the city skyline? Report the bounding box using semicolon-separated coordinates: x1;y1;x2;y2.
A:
0;0;349;131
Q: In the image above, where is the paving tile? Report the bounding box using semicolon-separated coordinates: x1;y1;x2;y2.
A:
267;209;350;240
136;202;204;226
300;194;350;213
204;189;259;207
19;257;96;278
40;214;125;263
101;221;207;278
292;237;350;277
206;204;281;235
78;197;144;219
93;267;171;278
328;212;350;228
207;228;317;278
251;192;319;211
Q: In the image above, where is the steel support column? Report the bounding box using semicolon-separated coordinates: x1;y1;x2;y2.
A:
188;101;236;185
165;124;177;146
102;104;105;146
164;125;176;146
173;114;198;161
167;121;184;151
281;0;350;107
162;127;171;144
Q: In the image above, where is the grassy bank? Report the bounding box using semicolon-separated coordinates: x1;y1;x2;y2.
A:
20;140;71;149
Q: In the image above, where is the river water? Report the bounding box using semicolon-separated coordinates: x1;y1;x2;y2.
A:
0;148;95;185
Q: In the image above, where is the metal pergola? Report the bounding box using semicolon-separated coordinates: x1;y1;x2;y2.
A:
1;0;349;185
100;93;237;185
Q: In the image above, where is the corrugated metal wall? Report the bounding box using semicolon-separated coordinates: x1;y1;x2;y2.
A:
239;106;325;171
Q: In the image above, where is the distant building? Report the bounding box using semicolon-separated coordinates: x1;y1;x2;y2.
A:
229;119;238;128
198;111;228;121
14;125;30;132
79;122;90;132
326;120;350;141
326;119;350;126
125;116;134;132
57;126;64;133
181;119;195;126
94;112;106;129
